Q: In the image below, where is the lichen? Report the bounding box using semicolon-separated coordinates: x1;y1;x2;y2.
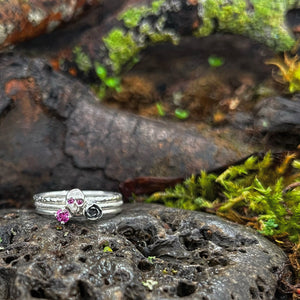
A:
73;46;93;74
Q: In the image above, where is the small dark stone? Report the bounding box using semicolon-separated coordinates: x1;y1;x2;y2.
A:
254;96;300;148
254;96;300;133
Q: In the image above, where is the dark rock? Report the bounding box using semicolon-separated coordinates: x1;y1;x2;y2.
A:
254;96;300;148
0;54;245;204
0;204;288;299
228;111;254;130
254;96;300;133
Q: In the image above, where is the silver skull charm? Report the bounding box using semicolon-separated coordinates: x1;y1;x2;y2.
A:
66;188;85;216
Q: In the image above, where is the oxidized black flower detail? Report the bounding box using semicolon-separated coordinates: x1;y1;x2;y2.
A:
85;204;103;220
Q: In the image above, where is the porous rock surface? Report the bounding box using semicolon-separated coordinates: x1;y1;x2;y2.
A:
0;204;288;299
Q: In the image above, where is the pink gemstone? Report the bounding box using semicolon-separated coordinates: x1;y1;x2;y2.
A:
76;199;84;205
56;209;70;224
67;198;75;204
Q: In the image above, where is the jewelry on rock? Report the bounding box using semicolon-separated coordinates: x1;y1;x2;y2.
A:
34;188;123;224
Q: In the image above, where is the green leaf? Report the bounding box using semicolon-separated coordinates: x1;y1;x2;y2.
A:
95;63;107;80
147;256;156;263
156;102;166;116
174;108;189;120
104;77;121;89
208;55;224;67
103;246;113;252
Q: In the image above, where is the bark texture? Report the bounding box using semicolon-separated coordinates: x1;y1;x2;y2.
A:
0;54;244;204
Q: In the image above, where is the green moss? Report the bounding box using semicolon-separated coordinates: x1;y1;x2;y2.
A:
73;46;92;74
119;0;166;28
151;0;165;13
195;0;296;52
118;0;179;46
103;28;140;74
148;152;300;243
119;6;149;28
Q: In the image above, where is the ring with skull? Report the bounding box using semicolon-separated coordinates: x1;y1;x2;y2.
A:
34;188;123;224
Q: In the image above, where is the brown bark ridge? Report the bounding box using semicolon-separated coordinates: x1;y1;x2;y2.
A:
0;54;247;204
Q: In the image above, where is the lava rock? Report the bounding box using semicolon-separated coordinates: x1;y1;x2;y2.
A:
0;204;288;299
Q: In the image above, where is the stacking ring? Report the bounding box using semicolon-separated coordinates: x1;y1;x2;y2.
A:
34;188;123;224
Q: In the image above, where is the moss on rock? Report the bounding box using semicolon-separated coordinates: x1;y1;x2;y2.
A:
103;28;141;74
194;0;298;51
105;0;299;76
72;0;300;85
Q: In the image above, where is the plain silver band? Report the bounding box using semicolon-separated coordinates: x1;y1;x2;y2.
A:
34;190;123;219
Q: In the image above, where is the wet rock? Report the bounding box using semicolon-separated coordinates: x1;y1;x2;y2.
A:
254;96;300;133
0;204;288;299
254;96;300;148
0;54;245;204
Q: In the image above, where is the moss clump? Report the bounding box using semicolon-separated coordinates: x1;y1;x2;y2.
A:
195;0;296;52
101;0;298;77
103;28;141;74
119;6;150;28
119;1;179;45
119;0;166;28
148;152;300;242
73;46;93;74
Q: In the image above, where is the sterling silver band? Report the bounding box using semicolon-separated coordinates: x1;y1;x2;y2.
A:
34;188;123;224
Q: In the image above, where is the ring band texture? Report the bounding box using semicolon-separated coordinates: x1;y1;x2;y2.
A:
34;189;123;223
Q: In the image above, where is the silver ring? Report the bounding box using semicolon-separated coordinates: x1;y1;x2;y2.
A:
34;188;123;224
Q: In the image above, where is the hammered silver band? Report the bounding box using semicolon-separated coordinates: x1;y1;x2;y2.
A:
34;189;123;224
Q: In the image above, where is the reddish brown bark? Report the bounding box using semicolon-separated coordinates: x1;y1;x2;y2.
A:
0;0;101;49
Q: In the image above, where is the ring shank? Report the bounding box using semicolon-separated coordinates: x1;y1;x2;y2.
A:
34;190;123;219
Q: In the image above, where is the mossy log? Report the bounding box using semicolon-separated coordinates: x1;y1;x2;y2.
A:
64;0;300;85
